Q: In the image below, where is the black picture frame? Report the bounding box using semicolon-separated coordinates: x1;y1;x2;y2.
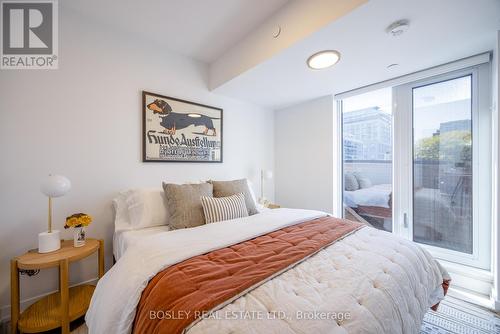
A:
142;91;223;163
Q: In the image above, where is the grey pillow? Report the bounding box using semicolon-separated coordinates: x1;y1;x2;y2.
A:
162;182;213;230
208;179;258;215
344;173;359;191
354;172;372;189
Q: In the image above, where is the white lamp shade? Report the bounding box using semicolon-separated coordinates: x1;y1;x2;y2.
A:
40;175;71;197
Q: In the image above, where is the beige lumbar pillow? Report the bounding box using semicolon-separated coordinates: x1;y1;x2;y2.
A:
162;182;213;230
201;193;249;224
208;179;258;215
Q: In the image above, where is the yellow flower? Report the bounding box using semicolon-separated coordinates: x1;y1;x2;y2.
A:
64;213;92;229
80;215;92;227
64;217;79;229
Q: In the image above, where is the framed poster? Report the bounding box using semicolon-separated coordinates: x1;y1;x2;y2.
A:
142;91;223;162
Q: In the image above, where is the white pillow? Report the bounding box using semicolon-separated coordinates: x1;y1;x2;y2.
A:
124;189;169;229
247;179;271;213
112;193;132;232
247;179;259;202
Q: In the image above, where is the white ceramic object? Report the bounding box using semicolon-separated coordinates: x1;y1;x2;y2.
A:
74;227;86;247
38;230;61;253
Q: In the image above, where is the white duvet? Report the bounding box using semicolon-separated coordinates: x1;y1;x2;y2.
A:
86;209;448;334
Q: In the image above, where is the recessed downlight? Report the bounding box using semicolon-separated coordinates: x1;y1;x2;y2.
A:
307;50;340;70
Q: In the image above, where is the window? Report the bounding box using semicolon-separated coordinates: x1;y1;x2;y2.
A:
339;60;491;270
342;88;393;232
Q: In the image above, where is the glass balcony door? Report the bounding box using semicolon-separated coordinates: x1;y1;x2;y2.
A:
412;75;473;253
395;66;491;270
341;63;491;270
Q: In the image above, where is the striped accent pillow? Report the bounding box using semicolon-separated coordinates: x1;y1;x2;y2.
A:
201;193;249;224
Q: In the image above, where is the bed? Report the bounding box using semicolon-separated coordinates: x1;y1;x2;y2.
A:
86;191;449;334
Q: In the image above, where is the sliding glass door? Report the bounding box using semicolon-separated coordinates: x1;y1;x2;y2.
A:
412;75;473;253
398;66;492;269
341;63;491;269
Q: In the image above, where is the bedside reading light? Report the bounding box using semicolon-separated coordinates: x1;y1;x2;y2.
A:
39;174;71;253
259;170;273;205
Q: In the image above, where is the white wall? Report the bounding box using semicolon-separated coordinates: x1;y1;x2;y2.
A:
274;95;334;213
0;7;274;319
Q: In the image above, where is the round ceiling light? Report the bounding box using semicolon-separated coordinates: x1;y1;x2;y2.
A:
307;50;340;70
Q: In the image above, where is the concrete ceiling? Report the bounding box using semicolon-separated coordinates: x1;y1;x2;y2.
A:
213;0;500;109
61;0;289;63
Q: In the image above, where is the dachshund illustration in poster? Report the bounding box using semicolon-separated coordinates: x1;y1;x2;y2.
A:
147;98;218;136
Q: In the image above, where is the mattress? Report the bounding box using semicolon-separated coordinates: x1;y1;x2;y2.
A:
113;226;170;260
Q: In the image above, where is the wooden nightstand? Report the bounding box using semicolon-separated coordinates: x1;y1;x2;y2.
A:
11;239;104;334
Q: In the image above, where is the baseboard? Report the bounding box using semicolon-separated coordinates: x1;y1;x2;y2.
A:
492;298;500;312
0;277;98;323
448;286;496;310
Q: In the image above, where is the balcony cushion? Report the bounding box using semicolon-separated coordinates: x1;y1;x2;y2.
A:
345;172;360;191
354;172;373;189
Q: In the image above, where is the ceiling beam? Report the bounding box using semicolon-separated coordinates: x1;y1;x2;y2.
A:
209;0;368;90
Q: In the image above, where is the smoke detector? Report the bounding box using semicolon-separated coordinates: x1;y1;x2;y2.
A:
386;20;410;37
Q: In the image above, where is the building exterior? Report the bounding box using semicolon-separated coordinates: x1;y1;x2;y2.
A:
343;135;363;160
439;119;471;134
343;107;391;161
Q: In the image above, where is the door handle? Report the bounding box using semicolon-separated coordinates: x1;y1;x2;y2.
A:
403;213;408;228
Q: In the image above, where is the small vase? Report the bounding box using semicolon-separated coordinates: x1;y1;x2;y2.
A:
73;226;86;247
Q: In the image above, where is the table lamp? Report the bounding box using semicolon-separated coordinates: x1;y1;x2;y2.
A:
259;169;273;205
39;175;71;253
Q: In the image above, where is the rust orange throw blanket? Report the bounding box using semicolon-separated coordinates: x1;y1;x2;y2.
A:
133;217;363;333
